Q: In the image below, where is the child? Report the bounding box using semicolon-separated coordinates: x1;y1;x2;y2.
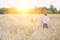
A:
42;12;50;29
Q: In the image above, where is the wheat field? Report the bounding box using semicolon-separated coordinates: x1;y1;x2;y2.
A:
0;14;60;40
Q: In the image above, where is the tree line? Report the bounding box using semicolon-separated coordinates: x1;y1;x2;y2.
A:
0;5;60;14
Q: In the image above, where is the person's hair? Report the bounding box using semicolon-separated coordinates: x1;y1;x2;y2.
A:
44;12;47;16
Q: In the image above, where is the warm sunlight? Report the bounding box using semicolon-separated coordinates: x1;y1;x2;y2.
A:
6;0;42;14
19;6;28;11
17;1;30;11
16;1;31;14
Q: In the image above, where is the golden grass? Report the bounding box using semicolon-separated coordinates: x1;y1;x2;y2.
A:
0;14;60;40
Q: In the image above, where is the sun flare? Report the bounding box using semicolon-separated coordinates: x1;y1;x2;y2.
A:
16;4;30;14
17;1;30;11
18;6;27;11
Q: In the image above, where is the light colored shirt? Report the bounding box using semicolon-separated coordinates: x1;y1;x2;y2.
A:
43;16;49;24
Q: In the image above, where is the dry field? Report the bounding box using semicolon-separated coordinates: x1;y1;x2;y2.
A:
0;14;60;40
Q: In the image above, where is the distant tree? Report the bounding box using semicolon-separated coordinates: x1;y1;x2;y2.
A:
28;7;42;14
42;7;52;14
57;10;60;14
0;8;7;14
50;5;57;14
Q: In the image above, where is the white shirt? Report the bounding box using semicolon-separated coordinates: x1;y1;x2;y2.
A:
43;16;49;24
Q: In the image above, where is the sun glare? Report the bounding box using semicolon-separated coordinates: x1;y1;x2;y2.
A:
15;1;34;14
17;2;29;11
17;4;30;14
18;6;27;11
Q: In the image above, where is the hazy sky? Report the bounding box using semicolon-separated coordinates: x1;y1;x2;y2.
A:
0;0;60;10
